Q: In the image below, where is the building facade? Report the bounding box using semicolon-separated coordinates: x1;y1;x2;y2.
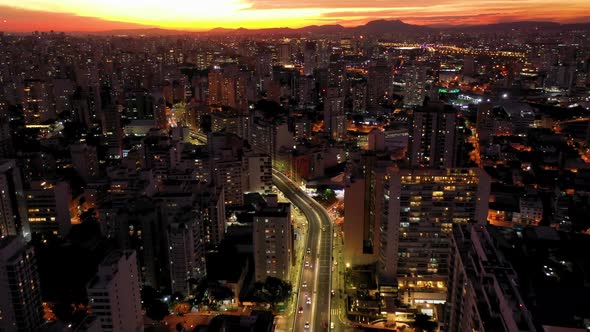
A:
379;168;490;293
0;236;43;332
408;102;458;169
0;160;29;239
446;224;536;332
87;250;143;332
25;180;72;237
253;196;292;282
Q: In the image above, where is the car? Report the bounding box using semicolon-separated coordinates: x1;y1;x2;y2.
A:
304;261;309;268
298;306;303;314
304;321;310;329
302;281;307;288
306;297;311;305
306;247;311;255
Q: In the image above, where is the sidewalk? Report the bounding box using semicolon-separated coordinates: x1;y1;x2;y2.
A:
275;197;309;332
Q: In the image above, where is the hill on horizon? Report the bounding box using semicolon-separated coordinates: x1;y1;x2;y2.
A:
56;19;590;36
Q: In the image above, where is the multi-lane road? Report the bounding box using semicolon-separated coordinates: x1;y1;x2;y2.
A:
272;170;333;332
192;130;350;331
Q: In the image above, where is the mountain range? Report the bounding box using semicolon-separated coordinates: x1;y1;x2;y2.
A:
80;19;590;36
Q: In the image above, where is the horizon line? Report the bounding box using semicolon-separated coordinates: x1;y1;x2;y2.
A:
2;17;589;34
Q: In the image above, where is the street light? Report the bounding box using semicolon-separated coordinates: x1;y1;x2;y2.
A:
346;263;350;269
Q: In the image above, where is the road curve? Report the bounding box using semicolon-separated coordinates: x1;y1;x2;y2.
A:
272;170;333;332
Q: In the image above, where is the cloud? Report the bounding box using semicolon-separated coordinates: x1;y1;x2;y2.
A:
245;0;497;10
0;0;589;31
0;5;154;31
313;0;590;26
320;11;518;26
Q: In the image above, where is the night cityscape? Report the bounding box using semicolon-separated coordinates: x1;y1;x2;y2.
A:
0;2;590;332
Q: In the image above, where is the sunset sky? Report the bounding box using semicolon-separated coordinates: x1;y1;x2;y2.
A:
0;0;589;32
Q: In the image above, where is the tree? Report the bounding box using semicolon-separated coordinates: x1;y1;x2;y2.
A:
252;277;292;305
413;313;437;332
146;300;169;322
79;208;98;224
53;302;74;322
208;281;234;302
172;291;185;303
352;114;364;124
141;285;159;308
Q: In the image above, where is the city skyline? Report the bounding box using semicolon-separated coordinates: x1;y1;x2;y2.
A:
0;1;590;32
0;6;589;331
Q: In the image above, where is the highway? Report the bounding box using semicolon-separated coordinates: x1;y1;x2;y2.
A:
189;130;208;145
272;170;333;332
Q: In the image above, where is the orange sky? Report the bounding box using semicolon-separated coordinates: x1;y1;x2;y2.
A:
0;1;589;32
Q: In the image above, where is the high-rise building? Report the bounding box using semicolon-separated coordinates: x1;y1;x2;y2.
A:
324;87;346;140
124;89;153;120
408;101;458;169
545;64;577;92
476;103;513;146
350;77;367;113
367;60;391;109
208;69;224;106
71;87;97;128
22;79;53;126
70;143;99;181
0;101;14;158
141;133;173;179
303;42;317;76
115;197;166;290
400;65;428;107
0;159;29;239
344;154;393;267
167;208;205;294
316;40;331;69
25;180;72;237
446;224;536;332
102;104;124;160
462;55;475;76
87;250;143;332
52;78;75;115
0;236;44;332
249;112;293;162
297;75;316;107
327;61;346;94
152;94;169;131
208;65;249;111
277;43;291;66
340;38;354;56
379;168;490;292
256;49;273;78
324;60;346;135
214;157;244;207
253;195;292;282
208;132;247;207
211;108;245;138
195;184;226;246
247;155;273;195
